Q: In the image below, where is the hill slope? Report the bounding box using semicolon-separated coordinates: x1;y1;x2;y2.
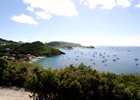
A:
48;41;82;48
0;38;18;45
12;41;64;56
0;39;64;59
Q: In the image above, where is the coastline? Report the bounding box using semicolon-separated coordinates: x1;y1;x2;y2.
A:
29;56;46;63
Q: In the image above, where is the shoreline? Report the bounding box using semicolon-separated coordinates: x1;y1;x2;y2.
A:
29;56;46;63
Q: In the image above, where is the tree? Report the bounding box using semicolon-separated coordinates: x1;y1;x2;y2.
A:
0;58;8;81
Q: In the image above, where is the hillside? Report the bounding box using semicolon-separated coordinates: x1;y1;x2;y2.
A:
0;38;18;45
48;41;82;48
0;38;65;62
12;41;64;56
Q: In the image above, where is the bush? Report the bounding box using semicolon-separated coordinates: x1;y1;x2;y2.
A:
0;60;140;100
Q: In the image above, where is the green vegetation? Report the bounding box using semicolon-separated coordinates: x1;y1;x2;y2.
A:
0;58;140;100
12;41;63;56
83;46;95;49
48;41;82;48
0;39;64;62
48;41;95;49
0;38;18;45
0;44;19;56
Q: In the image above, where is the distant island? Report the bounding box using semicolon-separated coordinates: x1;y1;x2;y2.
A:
82;46;95;49
48;41;95;49
48;41;81;49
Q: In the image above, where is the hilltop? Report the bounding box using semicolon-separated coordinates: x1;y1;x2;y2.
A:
48;41;82;49
0;38;18;45
48;41;95;49
0;38;64;62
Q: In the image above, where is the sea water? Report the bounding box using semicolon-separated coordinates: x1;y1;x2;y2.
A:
35;46;140;74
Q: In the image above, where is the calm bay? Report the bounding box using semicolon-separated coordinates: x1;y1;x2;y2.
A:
35;46;140;74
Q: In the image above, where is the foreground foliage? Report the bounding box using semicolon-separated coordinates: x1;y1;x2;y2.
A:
0;58;140;100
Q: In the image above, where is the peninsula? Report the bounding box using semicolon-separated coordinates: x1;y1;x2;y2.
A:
0;38;64;62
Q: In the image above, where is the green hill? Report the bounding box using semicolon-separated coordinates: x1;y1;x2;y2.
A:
0;38;18;45
48;41;82;48
0;38;64;58
12;41;64;56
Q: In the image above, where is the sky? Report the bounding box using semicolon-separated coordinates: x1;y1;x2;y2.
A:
0;0;140;46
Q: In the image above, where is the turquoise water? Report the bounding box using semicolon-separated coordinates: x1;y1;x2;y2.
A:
35;47;140;74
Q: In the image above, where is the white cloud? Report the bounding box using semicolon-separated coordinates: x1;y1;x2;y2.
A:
135;4;140;8
23;0;78;20
116;0;132;8
35;11;52;20
100;0;116;9
11;13;38;25
27;7;34;12
80;0;132;10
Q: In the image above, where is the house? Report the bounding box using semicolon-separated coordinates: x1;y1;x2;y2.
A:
18;58;25;62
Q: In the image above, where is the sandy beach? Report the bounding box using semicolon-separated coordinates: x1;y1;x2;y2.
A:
29;56;46;63
0;87;31;100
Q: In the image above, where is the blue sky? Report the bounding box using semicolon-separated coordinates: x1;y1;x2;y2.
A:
0;0;140;46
